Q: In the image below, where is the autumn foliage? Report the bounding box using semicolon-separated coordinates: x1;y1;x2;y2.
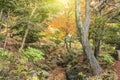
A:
46;13;76;40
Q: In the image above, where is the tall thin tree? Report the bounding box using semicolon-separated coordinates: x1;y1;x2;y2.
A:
75;0;102;75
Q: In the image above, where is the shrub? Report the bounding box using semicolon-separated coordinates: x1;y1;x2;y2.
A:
103;24;120;49
0;48;47;80
99;53;115;65
0;35;6;41
0;48;10;58
22;47;44;62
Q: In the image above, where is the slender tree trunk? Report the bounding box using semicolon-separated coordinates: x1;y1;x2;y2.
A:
64;37;69;52
94;39;100;58
93;4;102;58
4;11;10;50
69;40;72;48
75;0;102;75
65;20;71;52
20;26;29;49
0;9;3;33
20;5;37;50
3;33;9;49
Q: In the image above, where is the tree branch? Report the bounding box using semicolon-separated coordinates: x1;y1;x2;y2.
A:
84;0;91;33
93;0;106;10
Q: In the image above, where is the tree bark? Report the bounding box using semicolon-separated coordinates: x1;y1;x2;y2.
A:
94;37;101;58
20;26;29;49
3;11;10;50
0;9;3;35
64;37;69;52
75;0;102;75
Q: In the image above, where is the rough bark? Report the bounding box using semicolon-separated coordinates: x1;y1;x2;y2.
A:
75;0;102;75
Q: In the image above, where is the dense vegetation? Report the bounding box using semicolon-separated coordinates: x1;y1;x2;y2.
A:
0;0;120;80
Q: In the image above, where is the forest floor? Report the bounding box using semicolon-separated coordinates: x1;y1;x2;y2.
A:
47;60;120;80
114;61;120;80
0;39;119;80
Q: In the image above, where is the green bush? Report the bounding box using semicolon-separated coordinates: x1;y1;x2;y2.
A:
0;35;6;41
99;53;115;65
101;44;115;53
49;37;61;45
25;31;40;43
0;48;47;80
103;24;120;49
0;48;10;58
22;47;44;62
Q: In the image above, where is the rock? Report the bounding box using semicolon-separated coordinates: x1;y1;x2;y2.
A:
116;50;120;60
66;67;79;80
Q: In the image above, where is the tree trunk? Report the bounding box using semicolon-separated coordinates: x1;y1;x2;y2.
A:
3;33;9;49
20;6;37;50
64;37;69;52
0;10;3;34
94;38;101;58
75;0;102;75
3;11;10;50
20;26;29;49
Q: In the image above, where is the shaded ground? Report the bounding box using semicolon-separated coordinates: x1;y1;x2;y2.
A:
0;39;118;80
114;61;120;80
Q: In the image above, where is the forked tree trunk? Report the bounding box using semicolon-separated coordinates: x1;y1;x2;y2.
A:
75;0;102;75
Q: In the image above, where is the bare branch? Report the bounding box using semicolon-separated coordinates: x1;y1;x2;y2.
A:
93;0;106;10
